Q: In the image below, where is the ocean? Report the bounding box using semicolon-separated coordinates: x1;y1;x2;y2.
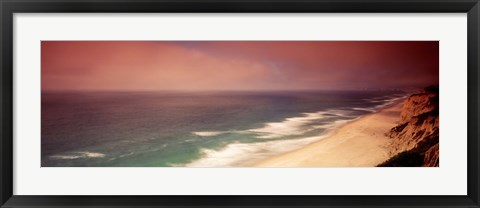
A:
41;90;406;167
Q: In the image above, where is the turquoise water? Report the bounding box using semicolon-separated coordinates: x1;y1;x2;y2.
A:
41;90;406;167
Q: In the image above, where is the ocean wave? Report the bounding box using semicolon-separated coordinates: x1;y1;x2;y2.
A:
192;95;405;141
352;107;376;112
192;131;225;137
49;151;106;160
246;111;338;139
107;152;134;162
374;95;407;109
185;116;355;167
185;134;331;167
325;109;356;117
313;119;353;129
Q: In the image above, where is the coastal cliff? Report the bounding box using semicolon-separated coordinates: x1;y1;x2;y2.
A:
378;86;439;167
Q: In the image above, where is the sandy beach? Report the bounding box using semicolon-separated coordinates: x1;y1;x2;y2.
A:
255;100;405;167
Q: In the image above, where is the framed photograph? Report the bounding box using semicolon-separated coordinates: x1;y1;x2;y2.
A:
1;0;479;207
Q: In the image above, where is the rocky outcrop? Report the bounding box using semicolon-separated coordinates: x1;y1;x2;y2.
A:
424;143;439;167
378;86;439;167
399;93;437;124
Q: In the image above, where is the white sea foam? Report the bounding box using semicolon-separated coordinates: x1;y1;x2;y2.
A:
313;119;353;129
107;152;134;162
185;134;331;167
326;109;356;117
374;95;408;109
50;151;106;160
246;111;335;139
192;131;225;137
352;107;376;112
185;117;354;167
193;108;356;140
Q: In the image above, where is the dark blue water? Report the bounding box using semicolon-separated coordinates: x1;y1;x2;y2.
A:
41;90;406;167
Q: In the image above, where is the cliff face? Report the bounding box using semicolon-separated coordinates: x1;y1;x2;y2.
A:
378;88;439;167
424;143;439;167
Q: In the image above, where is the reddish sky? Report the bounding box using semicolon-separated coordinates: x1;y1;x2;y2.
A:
41;41;438;91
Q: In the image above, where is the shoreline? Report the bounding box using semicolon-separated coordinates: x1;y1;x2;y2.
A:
254;99;406;167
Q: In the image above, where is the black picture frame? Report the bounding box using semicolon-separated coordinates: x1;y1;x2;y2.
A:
1;0;479;207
